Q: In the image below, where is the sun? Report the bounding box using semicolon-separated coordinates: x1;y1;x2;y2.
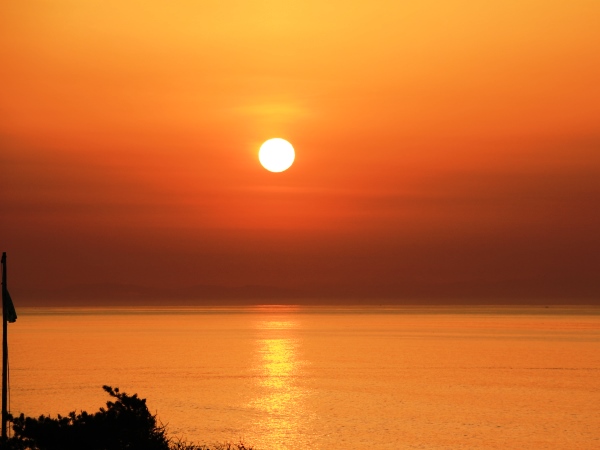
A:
259;138;295;172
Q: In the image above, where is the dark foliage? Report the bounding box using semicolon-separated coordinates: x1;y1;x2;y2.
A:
169;441;254;450
1;386;254;450
3;386;169;450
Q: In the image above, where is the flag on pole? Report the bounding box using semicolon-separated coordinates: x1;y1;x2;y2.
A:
3;289;16;323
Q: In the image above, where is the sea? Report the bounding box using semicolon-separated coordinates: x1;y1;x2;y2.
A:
9;305;600;449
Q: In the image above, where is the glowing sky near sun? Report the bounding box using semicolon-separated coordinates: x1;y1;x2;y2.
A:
1;1;599;303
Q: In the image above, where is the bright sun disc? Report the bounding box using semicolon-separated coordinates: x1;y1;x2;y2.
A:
259;138;295;172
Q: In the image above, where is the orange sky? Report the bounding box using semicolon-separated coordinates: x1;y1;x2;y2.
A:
2;1;599;304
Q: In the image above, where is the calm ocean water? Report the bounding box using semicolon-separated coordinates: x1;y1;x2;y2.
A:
9;305;600;449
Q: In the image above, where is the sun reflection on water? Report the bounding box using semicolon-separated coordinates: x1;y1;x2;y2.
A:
250;317;310;449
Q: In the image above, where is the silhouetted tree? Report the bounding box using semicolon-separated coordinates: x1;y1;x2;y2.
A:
4;386;169;450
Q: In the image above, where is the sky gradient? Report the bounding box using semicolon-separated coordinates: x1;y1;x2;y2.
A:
2;1;599;304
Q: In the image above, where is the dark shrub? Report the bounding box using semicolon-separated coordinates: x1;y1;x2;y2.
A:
5;386;169;450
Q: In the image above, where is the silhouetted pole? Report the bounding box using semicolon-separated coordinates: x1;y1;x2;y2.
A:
1;252;7;442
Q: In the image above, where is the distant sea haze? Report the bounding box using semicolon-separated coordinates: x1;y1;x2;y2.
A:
11;305;600;449
15;280;600;306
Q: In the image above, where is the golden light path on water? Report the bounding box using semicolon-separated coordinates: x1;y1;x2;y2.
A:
250;318;310;449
